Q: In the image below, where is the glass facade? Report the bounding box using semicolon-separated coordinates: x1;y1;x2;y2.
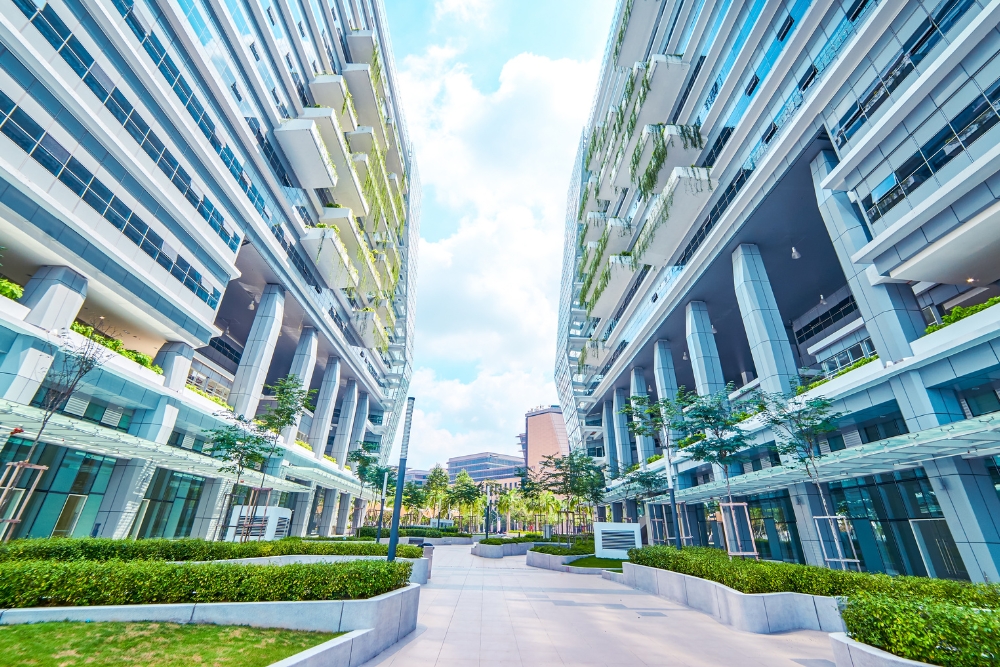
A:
133;468;205;539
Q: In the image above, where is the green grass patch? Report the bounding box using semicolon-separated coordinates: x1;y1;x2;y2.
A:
0;537;422;561
0;621;337;667
567;556;625;569
530;542;595;556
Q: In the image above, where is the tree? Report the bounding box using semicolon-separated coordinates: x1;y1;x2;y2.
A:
424;464;450;521
496;488;519;533
447;470;480;531
0;329;110;540
402;482;428;524
537;449;605;537
760;388;847;565
261;375;314;442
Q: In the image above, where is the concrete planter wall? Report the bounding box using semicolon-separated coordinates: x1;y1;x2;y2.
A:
471;542;538;558
525;550;602;575
622;563;845;634
0;584;420;667
205;554;430;584
829;633;931;667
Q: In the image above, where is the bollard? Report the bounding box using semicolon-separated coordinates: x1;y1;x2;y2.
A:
422;544;434;580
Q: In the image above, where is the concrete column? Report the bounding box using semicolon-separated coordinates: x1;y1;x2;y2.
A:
653;340;681;448
890;371;964;431
0;266;88;403
787;482;829;567
94;459;158;538
282;327;319;445
128;396;178;444
612;387;634;470
318;488;339;536
732;244;798;395
335;492;352;534
923;456;1000;583
810;152;926;363
611;502;623;522
228;284;284;418
153;342;194;391
601;399;619;473
308;358;341;459
351;497;367;533
290;485;317;537
329;379;358;468
189;477;234;540
629;368;657;462
347;392;370;457
685;301;726;395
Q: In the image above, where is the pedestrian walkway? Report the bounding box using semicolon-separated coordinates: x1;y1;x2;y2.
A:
363;545;835;666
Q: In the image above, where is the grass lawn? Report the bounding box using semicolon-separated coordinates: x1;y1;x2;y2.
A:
569;556;626;569
0;621;339;667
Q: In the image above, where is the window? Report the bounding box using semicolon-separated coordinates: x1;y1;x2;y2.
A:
230;82;242;102
266;6;276;25
249;41;260;61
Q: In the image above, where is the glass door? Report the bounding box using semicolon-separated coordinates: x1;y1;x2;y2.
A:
910;518;969;580
51;494;88;537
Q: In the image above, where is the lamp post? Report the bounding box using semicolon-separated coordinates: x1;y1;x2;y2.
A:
484;485;491;541
375;470;389;542
388;397;414;562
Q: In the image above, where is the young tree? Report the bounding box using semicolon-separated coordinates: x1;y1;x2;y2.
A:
447;469;480;531
424;464;450;522
402;481;428;525
496;487;520;533
0;330;110;540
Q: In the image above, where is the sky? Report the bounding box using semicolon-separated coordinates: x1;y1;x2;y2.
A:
381;0;616;470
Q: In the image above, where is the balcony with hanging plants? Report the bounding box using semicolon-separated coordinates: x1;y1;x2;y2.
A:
586;254;640;320
630;166;714;269
273;119;338;189
629;124;704;199
308;74;358;132
301;211;360;291
354;308;390;353
299;107;369;216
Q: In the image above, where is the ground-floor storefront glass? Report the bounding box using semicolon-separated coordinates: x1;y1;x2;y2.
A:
132;469;205;539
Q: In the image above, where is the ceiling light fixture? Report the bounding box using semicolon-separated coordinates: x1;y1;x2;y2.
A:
711;325;717;334
682;351;688;361
791;247;801;259
820;294;827;305
967;277;977;283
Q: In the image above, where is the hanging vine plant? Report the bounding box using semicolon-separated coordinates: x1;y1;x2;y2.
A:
612;0;635;64
632;190;674;265
678;123;704;150
576;345;589;374
638;129;668;199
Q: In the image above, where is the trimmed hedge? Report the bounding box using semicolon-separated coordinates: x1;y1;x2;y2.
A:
478;537;544;546
628;546;1000;607
531;541;594;556
0;559;412;607
843;594;999;667
359;527;443;539
0;538;423;562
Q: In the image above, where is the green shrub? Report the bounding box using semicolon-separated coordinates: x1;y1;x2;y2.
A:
0;537;423;561
0;277;23;301
531;540;594;556
0;559;411;607
358;526;443;538
71;322;163;374
926;296;1000;335
478;537;541;545
842;593;1000;667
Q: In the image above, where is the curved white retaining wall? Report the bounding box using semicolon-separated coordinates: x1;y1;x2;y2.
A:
471;542;538;558
622;563;845;634
525;550;603;575
829;633;931;666
0;583;420;666
203;554;430;584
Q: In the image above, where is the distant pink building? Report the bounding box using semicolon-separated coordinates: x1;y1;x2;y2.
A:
519;406;570;475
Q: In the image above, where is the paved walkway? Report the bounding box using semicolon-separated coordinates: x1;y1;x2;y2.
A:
363;545;836;667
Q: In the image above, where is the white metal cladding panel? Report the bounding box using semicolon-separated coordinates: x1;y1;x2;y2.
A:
595;521;642;558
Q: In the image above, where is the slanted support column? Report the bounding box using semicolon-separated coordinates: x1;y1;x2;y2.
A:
335;492;352;534
308;358;341;460
154;342;194;391
290;485;317;537
0;266;88;403
923;456;1000;583
787;482;829;567
190;477;234;540
128;397;178;444
95;459;158;538
330;379;358;468
629;368;657;462
351;497;367;534
890;370;964;430
685;301;726;396
282;328;319;445
601;399;619;472
318;488;339;536
732;244;798;395
810;152;926;362
612;388;633;470
229;284;284;418
611;502;623;522
347;392;370;458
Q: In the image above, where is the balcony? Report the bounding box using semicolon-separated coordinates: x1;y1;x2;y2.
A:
343;65;387;148
583;212;606;244
630;124;705;198
309;75;358;132
336;206;383;299
354;308;389;351
346;30;377;65
299;108;369;216
300;213;360;291
604;218;633;256
384;117;405;176
631;167;714;268
273;119;338;189
588;254;639;320
351;153;394;238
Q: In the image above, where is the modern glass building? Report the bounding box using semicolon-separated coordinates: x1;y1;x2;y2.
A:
556;0;1000;581
447;452;525;485
0;0;417;540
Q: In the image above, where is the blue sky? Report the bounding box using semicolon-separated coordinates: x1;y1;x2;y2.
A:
382;0;616;469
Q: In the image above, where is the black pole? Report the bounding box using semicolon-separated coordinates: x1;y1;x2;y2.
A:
375;470;389;542
388;397;415;562
484;488;490;541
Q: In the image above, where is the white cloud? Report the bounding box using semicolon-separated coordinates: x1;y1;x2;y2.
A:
393;40;600;470
433;0;493;27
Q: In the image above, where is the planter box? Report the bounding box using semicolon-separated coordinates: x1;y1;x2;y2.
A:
525;550;602;574
0;584;420;667
829;632;930;666
201;554;430;584
471;542;538;558
621;563;845;634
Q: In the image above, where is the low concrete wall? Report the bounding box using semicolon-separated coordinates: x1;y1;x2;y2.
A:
471;542;538;558
829;633;930;667
602;570;627;584
0;584;421;667
621;563;845;634
525;550;601;574
268;630;368;667
203;554;430;584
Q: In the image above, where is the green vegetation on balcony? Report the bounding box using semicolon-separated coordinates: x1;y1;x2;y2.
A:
70;322;162;374
646;453;663;464
612;0;635;63
0;276;22;301
631;190;673;264
577;181;590;221
925;296;1000;335
185;384;229;407
795;355;879;395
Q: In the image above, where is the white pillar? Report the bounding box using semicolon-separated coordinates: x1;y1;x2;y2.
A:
612;387;633;470
229;284;284;418
318;488;339;536
347;392;370;457
336;491;352;534
308;358;341;460
282;327;319;445
129;397;178;444
629;368;656;462
330;379;358;468
601;399;618;472
94;459;158;538
685;301;726;396
732;244;798;395
153;342;194;391
189;477;234;540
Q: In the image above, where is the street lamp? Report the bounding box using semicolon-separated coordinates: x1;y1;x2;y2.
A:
388;397;414;562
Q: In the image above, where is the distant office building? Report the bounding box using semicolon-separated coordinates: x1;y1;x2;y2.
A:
522;406;570;474
447;452;524;484
404;469;429;487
